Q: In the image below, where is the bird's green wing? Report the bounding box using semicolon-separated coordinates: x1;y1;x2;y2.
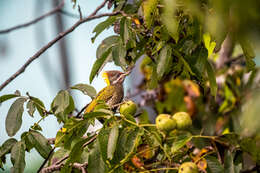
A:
85;85;117;113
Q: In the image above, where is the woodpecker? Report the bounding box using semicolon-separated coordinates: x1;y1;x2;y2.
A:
85;70;128;114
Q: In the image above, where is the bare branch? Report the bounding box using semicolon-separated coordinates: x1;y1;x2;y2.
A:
0;0;65;34
39;155;69;173
40;161;87;173
0;8;120;91
83;135;97;147
90;0;108;16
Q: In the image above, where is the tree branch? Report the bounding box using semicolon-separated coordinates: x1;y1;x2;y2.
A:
40;161;87;173
37;147;55;173
0;0;65;34
0;1;119;91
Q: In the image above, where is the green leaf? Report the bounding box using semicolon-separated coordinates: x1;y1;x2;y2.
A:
51;90;70;114
107;125;119;160
112;41;127;70
203;33;216;57
206;155;224;173
121;18;130;45
65;95;75;115
116;127;141;161
0;138;17;157
51;147;70;164
62;137;89;171
206;61;217;97
138;110;151;124
171;133;192;153
91;16;117;43
0;93;20;104
224;150;241;173
26;100;35;117
21;132;34;152
239;37;255;71
98;127;110;161
30;97;46;117
240;137;259;163
11;141;25;173
88;142;108;173
27;131;52;159
173;49;195;75
194;46;208;74
5;98;27;137
162;0;179;42
96;36;120;61
157;44;172;80
55;119;89;148
89;47;112;83
147;64;158;89
84;111;111;119
71;83;97;99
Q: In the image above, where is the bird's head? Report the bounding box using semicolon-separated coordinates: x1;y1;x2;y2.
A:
102;70;125;85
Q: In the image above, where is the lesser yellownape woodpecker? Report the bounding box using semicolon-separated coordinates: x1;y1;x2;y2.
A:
85;70;128;113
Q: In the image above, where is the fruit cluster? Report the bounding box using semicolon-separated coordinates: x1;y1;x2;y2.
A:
156;112;192;132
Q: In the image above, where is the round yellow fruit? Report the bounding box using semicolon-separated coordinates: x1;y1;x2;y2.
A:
119;100;137;116
172;112;192;130
178;162;198;173
156;114;177;131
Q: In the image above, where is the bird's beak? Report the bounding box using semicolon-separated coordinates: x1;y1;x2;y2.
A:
122;66;134;77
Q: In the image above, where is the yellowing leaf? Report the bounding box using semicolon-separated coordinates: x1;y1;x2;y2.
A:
142;0;159;29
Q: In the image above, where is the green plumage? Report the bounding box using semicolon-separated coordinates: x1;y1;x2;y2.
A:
85;83;124;113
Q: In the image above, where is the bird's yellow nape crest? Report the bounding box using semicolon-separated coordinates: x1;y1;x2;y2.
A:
102;72;110;86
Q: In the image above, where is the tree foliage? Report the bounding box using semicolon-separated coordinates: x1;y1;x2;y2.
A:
1;0;260;172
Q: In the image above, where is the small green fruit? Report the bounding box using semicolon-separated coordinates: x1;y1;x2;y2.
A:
178;162;198;173
156;114;177;131
120;100;137;116
172;112;192;130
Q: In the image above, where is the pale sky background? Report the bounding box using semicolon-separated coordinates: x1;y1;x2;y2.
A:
0;0;123;171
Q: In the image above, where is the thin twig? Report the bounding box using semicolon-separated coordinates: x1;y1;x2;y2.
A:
83;135;97;147
78;5;83;20
40;161;87;173
40;155;69;173
0;0;65;34
90;0;108;16
55;155;69;166
37;147;55;173
0;8;120;91
75;104;89;118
